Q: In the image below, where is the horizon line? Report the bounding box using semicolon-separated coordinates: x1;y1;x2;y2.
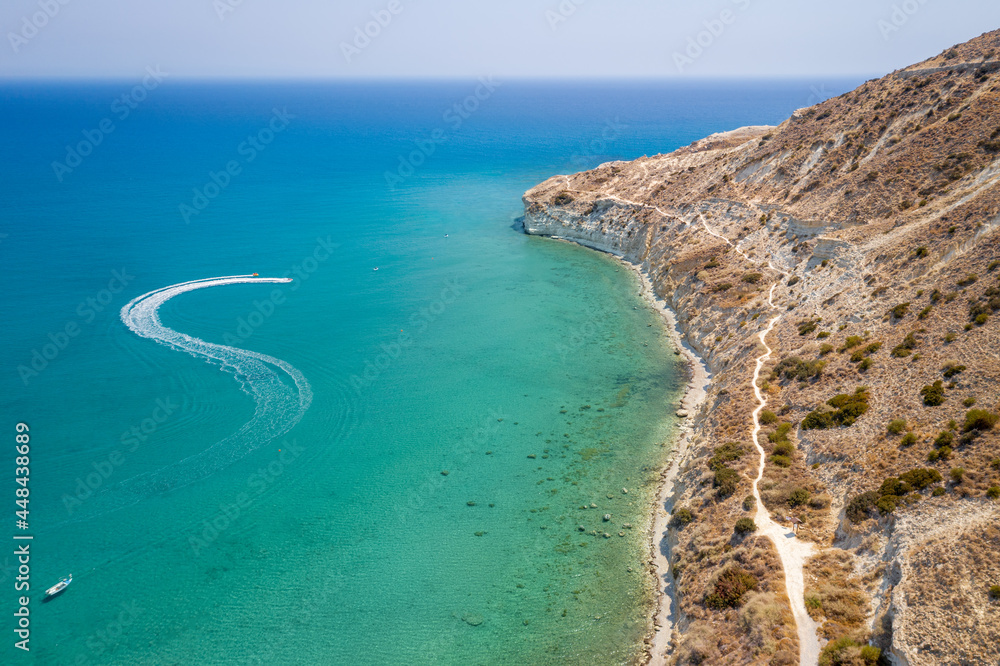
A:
0;73;880;84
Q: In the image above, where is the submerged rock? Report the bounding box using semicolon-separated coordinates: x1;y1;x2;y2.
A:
462;613;484;627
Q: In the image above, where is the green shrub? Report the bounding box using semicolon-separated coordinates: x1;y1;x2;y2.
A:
712;282;733;293
899;467;943;490
928;445;952;462
987;486;1000;500
671;506;695;526
772;441;794;457
990;584;1000;598
858;358;872;372
742;272;763;284
714;465;740;498
950;467;965;482
957;273;978;287
704;566;759;610
769;422;793;443
975;313;990;325
820;343;834;355
773;357;828;382
969;300;991;320
887;419;907;435
759;410;778;425
797;319;819;336
553;191;574;205
891;332;919;357
788;488;811;507
914;246;929;258
734;517;757;534
932;486;946;497
933;431;954;448
963;397;977;408
864;342;882;355
891;302;910;318
770;454;792;468
991;458;1000;470
742;495;755;511
964;409;999;432
918;305;932;319
704;257;720;269
900;432;918;447
708;442;744;470
819;637;880;666
817;331;831;339
921;380;946;406
788;275;800;286
846;491;880;523
841;335;864;351
876;495;899;514
803;387;870;430
942;363;966;378
879;477;912;497
850;350;865;363
802;411;833;430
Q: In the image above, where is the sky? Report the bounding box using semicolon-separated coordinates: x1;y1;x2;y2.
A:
1;0;999;79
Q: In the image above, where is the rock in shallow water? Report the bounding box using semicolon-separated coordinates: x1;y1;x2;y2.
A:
462;613;484;627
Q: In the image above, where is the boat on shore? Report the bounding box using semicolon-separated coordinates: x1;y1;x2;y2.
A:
45;574;72;598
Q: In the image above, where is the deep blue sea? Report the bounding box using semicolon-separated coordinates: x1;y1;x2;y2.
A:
0;79;858;664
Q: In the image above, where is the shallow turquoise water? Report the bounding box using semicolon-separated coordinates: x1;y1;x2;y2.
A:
0;80;859;664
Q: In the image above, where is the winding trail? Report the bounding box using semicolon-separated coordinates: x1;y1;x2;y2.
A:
750;277;821;666
698;213;821;663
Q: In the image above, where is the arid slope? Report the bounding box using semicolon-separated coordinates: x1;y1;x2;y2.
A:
523;30;1000;666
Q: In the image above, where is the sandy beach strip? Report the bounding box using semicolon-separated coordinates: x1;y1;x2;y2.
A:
622;260;709;666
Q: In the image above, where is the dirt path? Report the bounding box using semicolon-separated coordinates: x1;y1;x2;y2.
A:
750;277;821;666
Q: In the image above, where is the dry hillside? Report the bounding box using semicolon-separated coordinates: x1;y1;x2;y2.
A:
523;29;1000;666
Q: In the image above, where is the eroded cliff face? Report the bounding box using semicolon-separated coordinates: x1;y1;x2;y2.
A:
523;30;1000;666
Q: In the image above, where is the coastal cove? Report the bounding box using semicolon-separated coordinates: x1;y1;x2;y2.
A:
0;81;850;664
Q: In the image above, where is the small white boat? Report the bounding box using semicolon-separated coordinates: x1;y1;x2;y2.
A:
45;574;72;598
373;267;379;272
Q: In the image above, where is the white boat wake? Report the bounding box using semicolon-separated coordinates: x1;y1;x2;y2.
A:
90;275;314;511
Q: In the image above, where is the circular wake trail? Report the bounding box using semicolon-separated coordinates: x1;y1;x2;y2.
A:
83;275;314;513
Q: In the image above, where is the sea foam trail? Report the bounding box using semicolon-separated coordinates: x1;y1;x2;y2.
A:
84;275;314;513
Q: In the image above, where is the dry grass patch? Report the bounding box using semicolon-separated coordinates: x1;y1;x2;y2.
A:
804;549;870;640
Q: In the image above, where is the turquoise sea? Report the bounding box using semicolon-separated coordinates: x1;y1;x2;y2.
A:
0;80;856;664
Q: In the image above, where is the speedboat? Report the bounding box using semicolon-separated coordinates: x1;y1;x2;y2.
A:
45;574;72;598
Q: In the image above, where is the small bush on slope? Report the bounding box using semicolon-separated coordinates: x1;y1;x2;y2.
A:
705;566;759;610
803;387;870;429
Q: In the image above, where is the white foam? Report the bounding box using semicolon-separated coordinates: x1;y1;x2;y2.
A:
88;275;315;511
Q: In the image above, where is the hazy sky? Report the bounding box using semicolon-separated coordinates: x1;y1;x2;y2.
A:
2;0;999;79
